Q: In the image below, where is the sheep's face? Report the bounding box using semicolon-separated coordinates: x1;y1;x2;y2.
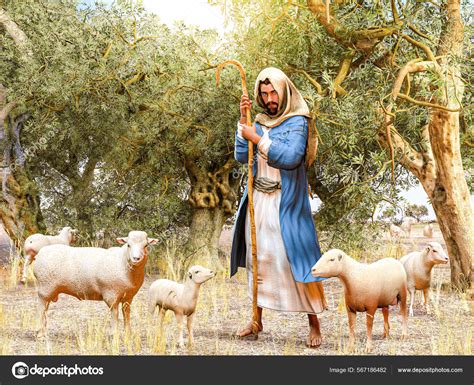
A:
68;228;78;244
188;265;215;284
60;227;77;244
116;231;158;265
311;249;345;278
426;242;449;265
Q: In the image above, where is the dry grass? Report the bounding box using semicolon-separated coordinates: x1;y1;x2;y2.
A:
0;224;472;356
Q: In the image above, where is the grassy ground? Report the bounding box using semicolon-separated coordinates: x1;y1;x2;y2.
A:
0;224;472;355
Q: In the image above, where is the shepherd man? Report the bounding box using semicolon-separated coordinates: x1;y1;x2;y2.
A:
230;67;327;348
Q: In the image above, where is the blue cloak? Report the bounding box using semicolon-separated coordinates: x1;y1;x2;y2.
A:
230;115;324;283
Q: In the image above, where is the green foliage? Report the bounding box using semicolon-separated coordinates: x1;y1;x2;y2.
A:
405;203;428;222
216;0;471;250
2;0;471;256
380;206;399;223
1;0;243;243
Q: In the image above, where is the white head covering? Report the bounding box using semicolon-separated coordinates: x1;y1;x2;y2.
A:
253;67;311;128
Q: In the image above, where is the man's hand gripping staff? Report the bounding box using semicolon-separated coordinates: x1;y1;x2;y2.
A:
216;60;260;338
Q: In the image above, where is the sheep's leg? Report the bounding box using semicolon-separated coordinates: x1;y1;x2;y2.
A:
423;288;431;314
110;304;120;335
186;313;195;347
37;296;50;339
21;254;34;284
148;297;157;316
347;310;356;352
365;310;375;353
122;301;131;337
382;307;390;338
103;294;120;335
399;288;408;340
408;288;416;317
155;306;166;344
175;313;185;348
157;307;166;330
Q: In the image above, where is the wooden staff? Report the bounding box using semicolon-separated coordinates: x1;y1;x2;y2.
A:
216;60;259;337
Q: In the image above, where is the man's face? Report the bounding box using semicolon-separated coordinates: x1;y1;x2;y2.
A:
260;83;279;115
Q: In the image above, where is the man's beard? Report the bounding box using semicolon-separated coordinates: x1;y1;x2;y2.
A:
264;102;278;116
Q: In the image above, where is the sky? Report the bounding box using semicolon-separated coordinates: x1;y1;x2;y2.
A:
142;0;228;32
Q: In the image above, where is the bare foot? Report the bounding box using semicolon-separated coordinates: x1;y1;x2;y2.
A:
306;325;322;348
236;321;263;338
306;314;322;348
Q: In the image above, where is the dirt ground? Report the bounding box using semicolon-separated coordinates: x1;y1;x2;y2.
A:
0;224;472;356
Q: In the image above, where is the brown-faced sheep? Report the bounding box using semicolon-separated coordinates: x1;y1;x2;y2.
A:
33;230;157;338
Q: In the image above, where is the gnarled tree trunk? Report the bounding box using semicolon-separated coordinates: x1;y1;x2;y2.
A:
307;0;471;290
378;0;472;291
0;111;45;246
0;7;44;247
68;157;99;237
184;157;239;262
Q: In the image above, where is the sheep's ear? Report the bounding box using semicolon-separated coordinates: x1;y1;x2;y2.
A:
338;253;343;261
426;244;432;252
147;238;159;245
116;237;128;245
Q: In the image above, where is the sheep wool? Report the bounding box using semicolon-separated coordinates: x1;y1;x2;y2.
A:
312;249;408;353
148;265;215;348
33;230;158;338
21;226;77;285
400;242;448;316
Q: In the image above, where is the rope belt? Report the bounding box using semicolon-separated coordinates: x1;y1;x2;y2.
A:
253;177;281;193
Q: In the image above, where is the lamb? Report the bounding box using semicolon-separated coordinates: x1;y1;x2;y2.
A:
311;249;408;353
148;265;215;348
389;224;405;239
399;242;448;317
33;230;158;338
423;224;434;238
21;226;77;284
401;217;417;238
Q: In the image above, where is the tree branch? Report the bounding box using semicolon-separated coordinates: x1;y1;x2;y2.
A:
390;0;401;24
0;7;32;59
402;34;436;62
306;0;398;52
408;24;432;41
378;114;425;180
333;54;354;97
397;94;462;112
0;101;17;121
286;66;323;94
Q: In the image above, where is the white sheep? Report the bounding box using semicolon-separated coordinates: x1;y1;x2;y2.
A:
389;224;404;239
148;265;215;348
423;224;434;238
399;242;448;316
401;217;417;238
33;230;158;337
311;249;408;353
21;226;77;284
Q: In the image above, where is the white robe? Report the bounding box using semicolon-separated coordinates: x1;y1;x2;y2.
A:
244;126;326;314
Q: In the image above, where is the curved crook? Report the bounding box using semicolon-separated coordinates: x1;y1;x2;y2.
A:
215;59;259;337
216;60;249;97
216;60;251;125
